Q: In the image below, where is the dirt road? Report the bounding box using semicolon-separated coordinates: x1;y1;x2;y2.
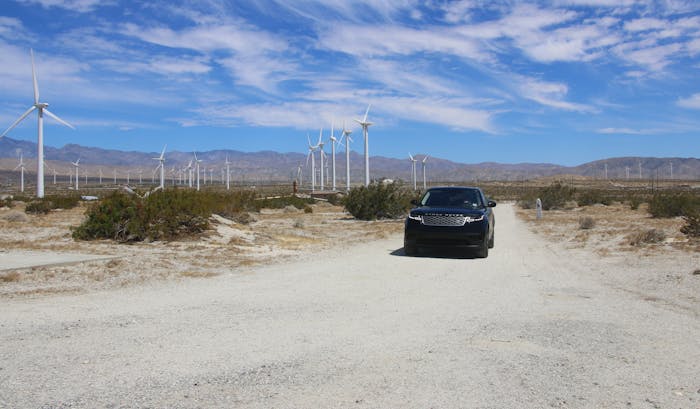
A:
1;204;698;408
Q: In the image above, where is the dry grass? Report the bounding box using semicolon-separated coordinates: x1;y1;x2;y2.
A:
0;202;404;298
516;202;690;253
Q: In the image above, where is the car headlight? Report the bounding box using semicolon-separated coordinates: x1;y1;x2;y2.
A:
408;213;422;222
465;215;484;223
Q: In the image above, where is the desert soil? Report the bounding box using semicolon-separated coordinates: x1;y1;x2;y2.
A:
1;202;699;408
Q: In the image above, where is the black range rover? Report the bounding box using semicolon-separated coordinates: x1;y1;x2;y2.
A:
404;186;496;258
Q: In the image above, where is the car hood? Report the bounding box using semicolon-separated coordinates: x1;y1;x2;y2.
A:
409;206;487;217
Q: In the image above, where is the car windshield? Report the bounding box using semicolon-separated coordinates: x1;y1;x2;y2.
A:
420;188;482;208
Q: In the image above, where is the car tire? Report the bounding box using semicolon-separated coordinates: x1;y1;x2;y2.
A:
476;237;489;258
488;232;495;249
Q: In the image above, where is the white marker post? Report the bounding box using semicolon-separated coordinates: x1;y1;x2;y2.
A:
536;198;543;220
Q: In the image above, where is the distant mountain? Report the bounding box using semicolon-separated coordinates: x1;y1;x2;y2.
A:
1;136;698;181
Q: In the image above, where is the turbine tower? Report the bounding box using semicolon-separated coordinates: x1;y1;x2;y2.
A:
0;49;75;198
152;145;166;189
408;153;418;191
421;155;429;190
14;153;26;193
71;158;80;190
194;153;202;191
306;134;318;192
354;104;373;186
317;128;325;191
341;121;352;191
329;121;340;191
225;156;231;190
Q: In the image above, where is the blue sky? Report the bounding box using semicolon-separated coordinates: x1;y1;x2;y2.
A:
0;0;699;166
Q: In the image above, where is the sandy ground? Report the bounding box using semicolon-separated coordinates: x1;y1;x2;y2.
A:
0;202;698;407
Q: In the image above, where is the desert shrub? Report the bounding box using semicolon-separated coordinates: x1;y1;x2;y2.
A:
327;193;343;206
627;194;645;210
578;216;595;230
24;194;81;214
303;205;313;213
628;229;666;246
25;200;53;214
537;182;576;210
257;195;315;210
0;197;13;208
681;211;700;238
648;192;700;218
73;189;211;242
343;182;415;220
577;190;612;207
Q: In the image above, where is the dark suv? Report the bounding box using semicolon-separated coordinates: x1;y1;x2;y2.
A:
404;186;496;258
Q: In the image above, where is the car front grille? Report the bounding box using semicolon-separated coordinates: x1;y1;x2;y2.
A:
422;214;467;227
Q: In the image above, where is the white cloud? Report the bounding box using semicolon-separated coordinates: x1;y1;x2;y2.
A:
624;18;667;32
518;77;594;112
16;0;106;12
677;93;700;109
596;127;647;134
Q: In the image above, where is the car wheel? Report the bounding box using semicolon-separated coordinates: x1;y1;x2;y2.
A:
488;231;495;249
476;237;489;258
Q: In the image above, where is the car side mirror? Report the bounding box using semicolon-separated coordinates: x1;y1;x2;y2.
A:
487;200;497;207
410;199;419;206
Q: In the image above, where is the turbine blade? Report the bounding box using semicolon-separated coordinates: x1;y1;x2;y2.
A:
1;106;37;136
307;133;312;147
363;104;371;122
318;128;323;145
305;151;311;166
43;109;75;129
159;144;167;160
409;153;414;160
31;49;39;105
423;155;429;163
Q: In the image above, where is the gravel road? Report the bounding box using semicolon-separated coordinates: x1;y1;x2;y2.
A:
1;204;698;408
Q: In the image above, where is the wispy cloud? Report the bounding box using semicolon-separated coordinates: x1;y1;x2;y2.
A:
517;77;594;112
16;0;107;12
677;93;700;109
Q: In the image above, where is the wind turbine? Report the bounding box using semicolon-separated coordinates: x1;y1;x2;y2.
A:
354;104;373;186
71;158;80;190
225;156;231;190
296;163;303;187
329;121;340;191
341;121;353;191
421;155;429;190
306;134;318;192
317;128;325;191
113;169;117;184
14;153;26;193
408;153;418;191
194;153;202;191
186;160;193;188
98;168;102;184
0;49;75;198
152;145;166;189
44;161;57;185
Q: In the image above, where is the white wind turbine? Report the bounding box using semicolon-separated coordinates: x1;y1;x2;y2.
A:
306;134;318;192
408;153;418;191
225;156;231;190
44;161;57;185
152;145;166;189
354;104;373;186
329;121;340;191
341;121;353;191
0;50;75;198
296;163;303;187
194;153;202;191
421;155;429;190
317;128;325;191
186;160;193;188
98;168;102;184
113;169;117;184
14;153;26;193
71;158;80;190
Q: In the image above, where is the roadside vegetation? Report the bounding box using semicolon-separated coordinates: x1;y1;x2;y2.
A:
72;189;315;243
343;182;417;221
516;180;700;239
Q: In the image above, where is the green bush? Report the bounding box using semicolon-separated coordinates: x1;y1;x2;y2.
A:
256;195;315;210
73;190;211;242
343;182;415;220
648;192;700;218
537;182;576;210
25;200;53;214
0;197;13;208
24;194;81;214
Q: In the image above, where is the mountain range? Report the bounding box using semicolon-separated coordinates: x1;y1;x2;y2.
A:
1;136;698;182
